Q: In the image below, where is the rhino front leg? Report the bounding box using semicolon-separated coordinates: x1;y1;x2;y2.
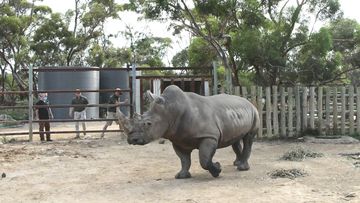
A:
237;133;255;171
173;144;192;179
199;138;221;177
232;139;242;166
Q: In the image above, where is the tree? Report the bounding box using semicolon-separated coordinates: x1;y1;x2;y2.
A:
122;26;172;67
125;0;341;86
171;48;188;67
0;0;51;91
293;18;360;85
31;0;122;66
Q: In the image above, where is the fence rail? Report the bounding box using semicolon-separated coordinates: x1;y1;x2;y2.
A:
235;85;360;138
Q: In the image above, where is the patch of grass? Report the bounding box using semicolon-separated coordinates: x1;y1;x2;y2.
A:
281;146;323;161
269;168;307;179
348;133;360;140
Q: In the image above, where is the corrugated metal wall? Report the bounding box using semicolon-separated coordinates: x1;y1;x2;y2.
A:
38;67;100;119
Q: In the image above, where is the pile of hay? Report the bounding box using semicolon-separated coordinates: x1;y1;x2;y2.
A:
269;168;307;179
281;146;323;161
339;152;360;168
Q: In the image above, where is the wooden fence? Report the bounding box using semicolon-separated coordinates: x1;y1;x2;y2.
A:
233;86;360;138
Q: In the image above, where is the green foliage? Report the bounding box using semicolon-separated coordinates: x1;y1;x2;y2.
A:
126;0;345;86
122;26;172;66
188;37;217;67
171;49;188;67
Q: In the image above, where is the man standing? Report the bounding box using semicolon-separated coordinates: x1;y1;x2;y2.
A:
69;89;89;139
101;88;128;138
35;93;54;142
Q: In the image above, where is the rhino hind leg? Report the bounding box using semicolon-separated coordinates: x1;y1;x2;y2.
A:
232;140;242;166
173;144;192;179
237;133;255;171
199;138;222;178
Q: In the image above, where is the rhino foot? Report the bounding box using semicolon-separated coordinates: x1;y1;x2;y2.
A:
209;162;222;178
175;171;191;179
233;160;241;166
237;162;250;171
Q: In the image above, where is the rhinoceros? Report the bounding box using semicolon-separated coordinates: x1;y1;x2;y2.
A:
123;85;260;179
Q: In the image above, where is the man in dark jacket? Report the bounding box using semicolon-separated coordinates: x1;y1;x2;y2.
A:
35;93;54;142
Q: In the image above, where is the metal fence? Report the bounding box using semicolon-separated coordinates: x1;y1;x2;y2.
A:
0;65;215;141
0;67;131;141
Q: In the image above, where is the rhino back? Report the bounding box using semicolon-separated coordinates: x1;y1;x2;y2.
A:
161;87;258;148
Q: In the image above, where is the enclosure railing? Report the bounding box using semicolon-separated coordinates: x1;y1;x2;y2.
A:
0;65;214;141
0;66;132;141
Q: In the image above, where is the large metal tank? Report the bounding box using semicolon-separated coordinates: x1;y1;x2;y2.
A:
100;69;129;117
38;67;100;119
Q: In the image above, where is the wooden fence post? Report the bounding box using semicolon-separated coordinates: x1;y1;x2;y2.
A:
302;87;308;130
318;87;324;135
288;87;294;137
265;87;272;137
325;87;331;134
349;86;354;135
295;86;301;135
251;86;257;106
234;86;241;96
280;87;286;137
257;87;263;138
341;86;346;135
241;86;248;99
357;87;360;133
333;86;338;134
309;87;315;129
272;86;279;136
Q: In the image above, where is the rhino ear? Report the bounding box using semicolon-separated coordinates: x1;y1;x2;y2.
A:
146;90;165;105
133;112;142;120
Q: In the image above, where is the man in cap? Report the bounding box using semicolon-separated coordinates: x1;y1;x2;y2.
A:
69;89;89;139
101;88;128;138
35;92;54;142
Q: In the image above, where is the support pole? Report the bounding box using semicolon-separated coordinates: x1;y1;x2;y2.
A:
212;62;218;95
131;64;136;115
28;65;33;141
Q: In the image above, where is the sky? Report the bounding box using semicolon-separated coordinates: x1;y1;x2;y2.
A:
39;0;360;65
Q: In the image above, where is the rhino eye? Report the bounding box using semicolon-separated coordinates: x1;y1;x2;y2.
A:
145;121;152;126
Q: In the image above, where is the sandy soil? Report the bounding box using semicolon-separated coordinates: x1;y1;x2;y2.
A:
0;124;359;203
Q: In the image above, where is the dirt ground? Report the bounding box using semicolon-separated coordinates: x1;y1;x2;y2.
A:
1;123;359;203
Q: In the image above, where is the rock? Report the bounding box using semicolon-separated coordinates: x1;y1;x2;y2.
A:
158;139;166;144
1;172;6;178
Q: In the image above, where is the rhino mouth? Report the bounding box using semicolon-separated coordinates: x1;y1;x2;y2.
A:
127;137;147;145
127;131;148;145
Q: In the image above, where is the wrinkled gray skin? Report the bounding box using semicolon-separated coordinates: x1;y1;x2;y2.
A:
124;85;260;179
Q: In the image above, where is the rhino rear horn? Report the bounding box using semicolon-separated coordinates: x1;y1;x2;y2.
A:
146;90;165;104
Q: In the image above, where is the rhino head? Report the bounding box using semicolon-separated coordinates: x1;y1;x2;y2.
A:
127;91;169;145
